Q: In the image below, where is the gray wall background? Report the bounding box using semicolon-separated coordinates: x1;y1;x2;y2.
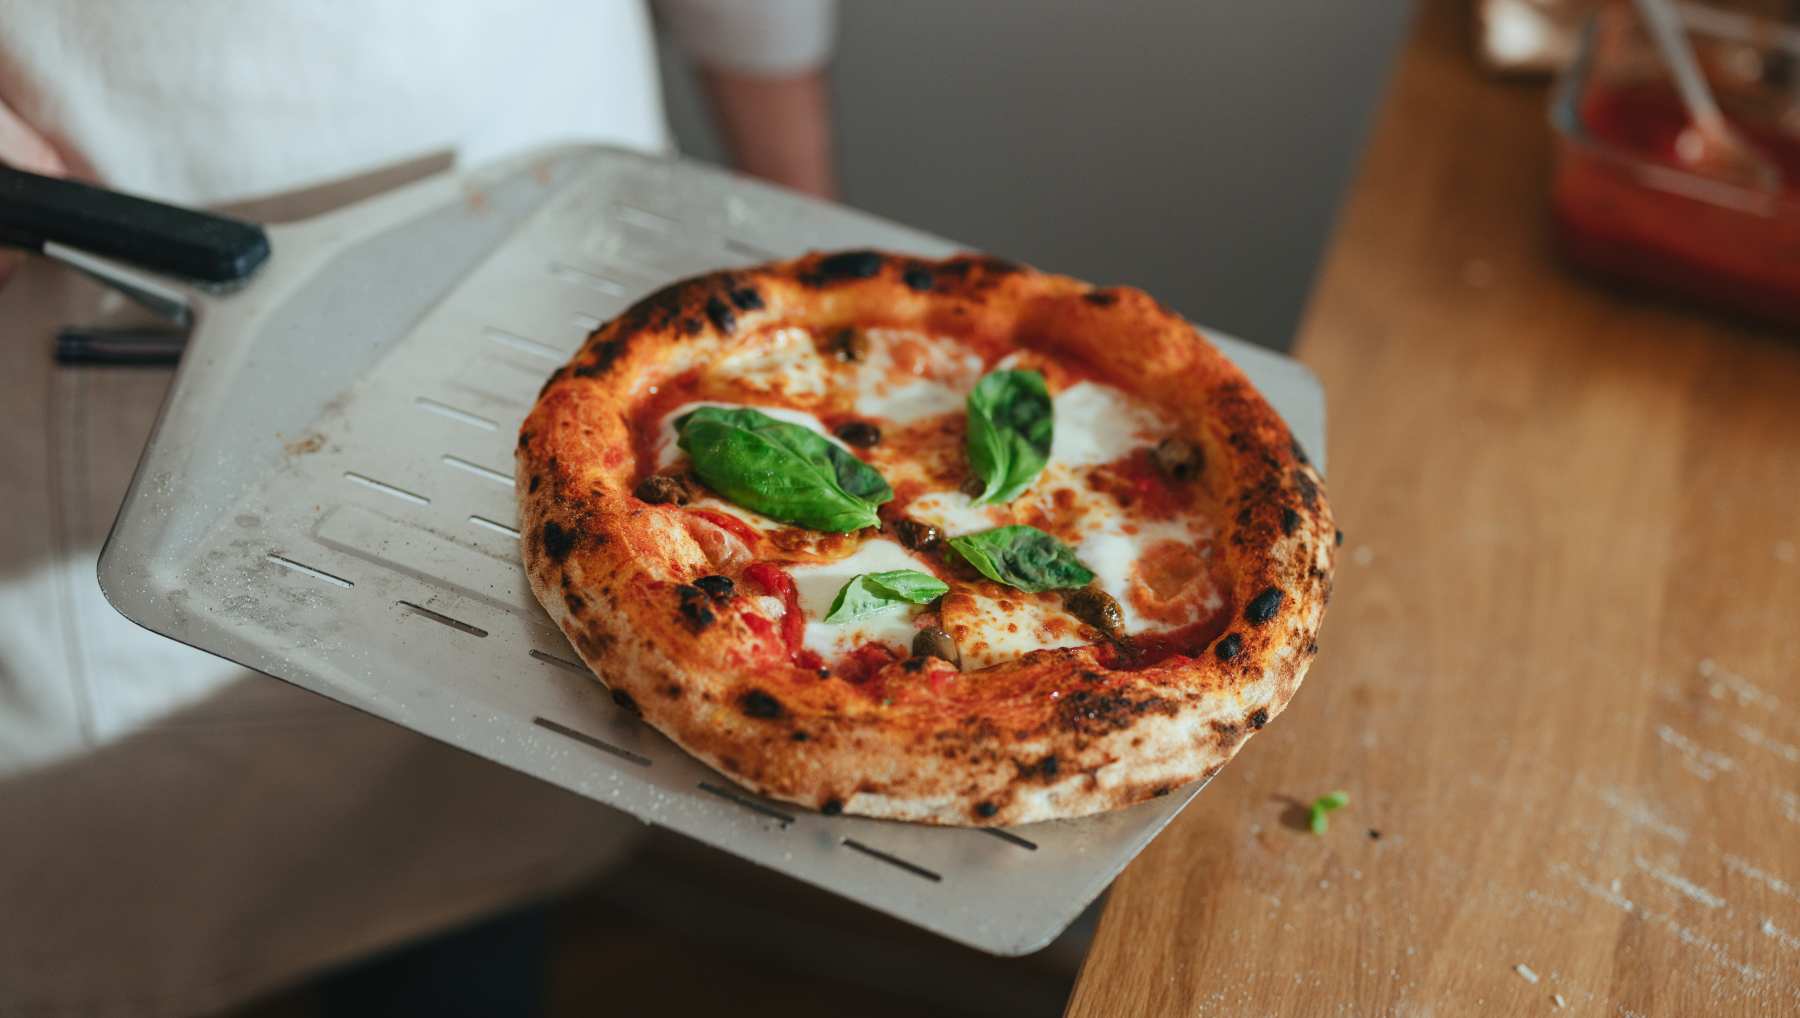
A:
662;1;1413;351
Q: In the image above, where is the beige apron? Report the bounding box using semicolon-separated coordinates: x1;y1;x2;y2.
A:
0;175;645;1018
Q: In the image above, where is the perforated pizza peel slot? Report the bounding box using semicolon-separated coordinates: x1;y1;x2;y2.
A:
533;717;653;767
98;146;1327;956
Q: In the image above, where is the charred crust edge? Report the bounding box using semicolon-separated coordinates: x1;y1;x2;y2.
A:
1245;587;1284;624
540;520;577;562
740;688;784;719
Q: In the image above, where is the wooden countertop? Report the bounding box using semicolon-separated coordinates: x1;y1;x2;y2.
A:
1066;3;1800;1014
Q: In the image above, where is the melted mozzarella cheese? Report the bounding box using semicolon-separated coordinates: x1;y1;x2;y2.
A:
1077;518;1208;635
707;326;829;398
1049;381;1162;467
789;539;934;660
855;378;964;422
943;591;1087;671
849;329;983;423
905;489;1004;537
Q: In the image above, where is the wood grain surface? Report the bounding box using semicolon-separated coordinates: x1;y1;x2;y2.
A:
1067;3;1800;1015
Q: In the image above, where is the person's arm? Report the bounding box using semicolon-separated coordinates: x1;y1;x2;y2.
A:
0;94;65;176
697;68;836;199
657;0;839;200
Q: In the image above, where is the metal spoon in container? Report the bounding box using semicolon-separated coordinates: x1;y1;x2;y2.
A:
1633;0;1781;192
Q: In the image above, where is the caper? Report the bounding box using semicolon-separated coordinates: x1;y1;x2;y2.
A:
1151;437;1202;481
1064;584;1125;639
634;473;690;505
826;327;870;363
912;627;960;667
834;420;881;447
892;518;942;552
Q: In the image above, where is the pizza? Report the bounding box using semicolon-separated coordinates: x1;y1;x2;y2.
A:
518;251;1335;826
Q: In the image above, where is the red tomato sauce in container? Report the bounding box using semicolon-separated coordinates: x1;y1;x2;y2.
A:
1550;7;1800;327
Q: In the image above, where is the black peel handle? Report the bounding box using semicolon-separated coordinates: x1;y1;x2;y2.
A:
0;166;269;284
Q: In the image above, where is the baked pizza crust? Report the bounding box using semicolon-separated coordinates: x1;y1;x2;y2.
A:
518;251;1335;826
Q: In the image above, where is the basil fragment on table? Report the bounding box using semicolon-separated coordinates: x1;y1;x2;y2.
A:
964;369;1053;505
947;525;1093;593
824;569;949;623
676;406;891;532
1308;790;1349;835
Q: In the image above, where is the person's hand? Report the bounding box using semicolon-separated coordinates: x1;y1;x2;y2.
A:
0;96;68;287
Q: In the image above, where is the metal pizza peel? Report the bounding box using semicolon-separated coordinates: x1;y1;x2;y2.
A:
45;146;1324;955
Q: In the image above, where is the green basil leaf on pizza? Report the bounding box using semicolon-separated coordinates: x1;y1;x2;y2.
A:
965;369;1053;505
824;569;950;623
947;525;1094;593
676;406;891;532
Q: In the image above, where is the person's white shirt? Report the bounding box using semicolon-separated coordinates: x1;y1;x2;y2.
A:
0;2;832;1014
0;0;836;205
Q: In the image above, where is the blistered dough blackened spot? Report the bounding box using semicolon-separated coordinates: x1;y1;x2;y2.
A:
611;688;640;715
1083;290;1118;306
1056;689;1178;737
1281;507;1301;535
614;277;695;335
536;368;565;398
740;689;783;719
1245;587;1284;624
902;265;934;292
728;286;763;311
540;521;577;562
1293;470;1320;509
1335;529;1344;546
564;591;584;613
812;250;885;283
528;474;541;493
790;730;810;742
675;584;715;631
820;797;844;816
682;317;703;336
1291;438;1310;465
975;802;999;819
1214;632;1243;661
705;295;736;334
693;575;735;601
1249;707;1270;729
573;339;628;379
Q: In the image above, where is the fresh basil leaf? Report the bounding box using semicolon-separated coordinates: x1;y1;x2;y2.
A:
965;369;1053;505
677;407;892;532
946;525;1094;593
863;569;950;603
824;569;949;623
1307;790;1349;835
